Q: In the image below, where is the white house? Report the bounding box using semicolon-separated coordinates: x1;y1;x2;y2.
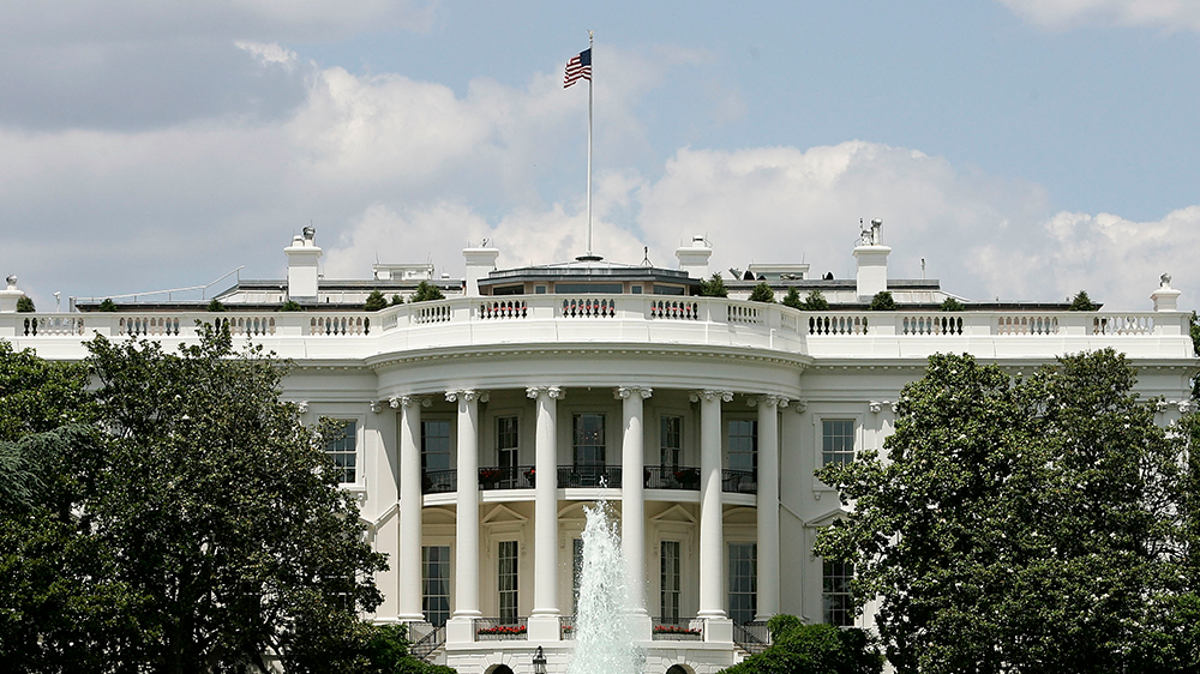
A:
2;224;1195;674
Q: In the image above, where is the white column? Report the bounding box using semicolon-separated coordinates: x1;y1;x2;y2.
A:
449;390;487;622
692;389;732;623
617;385;652;639
750;395;785;621
527;385;564;640
393;394;430;622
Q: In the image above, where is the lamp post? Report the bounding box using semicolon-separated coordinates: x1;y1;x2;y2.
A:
532;645;547;674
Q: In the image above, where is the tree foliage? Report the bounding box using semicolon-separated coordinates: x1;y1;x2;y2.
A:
803;290;830;311
939;297;964;312
0;329;391;673
868;291;895;311
99;298;119;312
16;296;34;312
782;288;803;310
206;298;225;312
700;272;729;298
1068;290;1099;311
748;282;776;303
279;300;303;312
409;281;445;303
815;350;1195;674
364;290;388;312
721;616;883;674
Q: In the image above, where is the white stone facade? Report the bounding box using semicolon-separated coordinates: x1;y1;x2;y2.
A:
2;233;1195;674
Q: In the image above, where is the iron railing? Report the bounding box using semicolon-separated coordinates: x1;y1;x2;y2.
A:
478;465;536;490
409;622;446;662
733;620;770;654
651;616;704;641
557;465;622;488
643;465;701;490
474;617;528;641
422;469;456;494
559;615;576;640
722;469;757;494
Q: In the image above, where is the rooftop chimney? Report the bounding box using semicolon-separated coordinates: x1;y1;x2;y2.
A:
854;219;891;301
463;242;501;297
676;235;713;279
284;228;322;302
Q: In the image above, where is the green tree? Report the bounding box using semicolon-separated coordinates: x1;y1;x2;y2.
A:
699;272;728;298
80;327;389;672
390;294;403;306
868;291;895;311
364;290;388;311
782;288;803;310
279;300;303;312
206;298;225;312
16;296;34;312
748;282;776;303
816;350;1192;674
1069;290;1099;311
939;297;964;312
720;616;883;674
803;290;830;311
409;281;445;303
99;298;119;312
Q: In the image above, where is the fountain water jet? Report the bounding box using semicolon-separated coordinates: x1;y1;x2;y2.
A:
566;499;645;674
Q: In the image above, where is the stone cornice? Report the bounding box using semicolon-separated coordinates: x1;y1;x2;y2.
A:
614;385;653;400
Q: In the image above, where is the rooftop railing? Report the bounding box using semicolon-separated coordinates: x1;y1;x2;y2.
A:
3;297;1189;362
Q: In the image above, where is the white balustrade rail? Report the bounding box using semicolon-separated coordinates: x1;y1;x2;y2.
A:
1;300;1189;361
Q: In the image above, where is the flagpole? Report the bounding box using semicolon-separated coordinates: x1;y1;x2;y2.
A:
586;30;594;259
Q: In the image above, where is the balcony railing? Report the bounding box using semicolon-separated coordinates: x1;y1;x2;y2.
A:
559;615;576;640
478;465;536;490
557;465;622;488
644;465;701;490
722;469;757;494
652;616;704;641
474;617;528;641
422;469;456;494
733;620;770;654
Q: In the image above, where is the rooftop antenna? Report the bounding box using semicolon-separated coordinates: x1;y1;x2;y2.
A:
921;258;926;279
641;246;652;267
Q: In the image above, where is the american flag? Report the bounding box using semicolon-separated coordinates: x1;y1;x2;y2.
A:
563;48;592;88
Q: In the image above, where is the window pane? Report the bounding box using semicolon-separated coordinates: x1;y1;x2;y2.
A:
423;545;450;627
573;414;605;467
822;420;855;466
728;420;757;473
661;540;681;621
422;420;452;471
498;540;519;622
727;542;756;625
822;560;854;627
660;415;682;468
324;420;357;484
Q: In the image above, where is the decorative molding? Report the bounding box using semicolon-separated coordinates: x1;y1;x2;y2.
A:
526;385;565;400
869;401;891;414
369;401;382;414
390;395;432;409
1156;400;1170;414
295;400;309;414
746;394;785;408
446;389;489;404
689;389;733;404
1179;400;1194;414
614;385;653;400
791;400;807;413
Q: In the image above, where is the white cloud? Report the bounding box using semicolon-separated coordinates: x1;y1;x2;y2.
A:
997;0;1200;33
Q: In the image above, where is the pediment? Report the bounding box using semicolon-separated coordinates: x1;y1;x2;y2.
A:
482;503;528;525
651;504;696;524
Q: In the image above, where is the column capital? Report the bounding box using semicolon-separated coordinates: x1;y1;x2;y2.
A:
614;385;653;400
370;400;383;414
446;389;489;404
791;400;807;413
690;389;733;404
746;394;786;408
390;394;432;409
295;400;309;414
526;385;565;400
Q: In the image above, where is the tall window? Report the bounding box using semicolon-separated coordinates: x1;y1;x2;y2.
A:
324;420;357;484
498;540;519;622
727;420;757;473
573;413;606;486
823;560;854;627
497;416;519;487
822;420;855;466
422;420;451;472
728;542;757;625
660;415;682;468
661;540;681;622
422;545;450;627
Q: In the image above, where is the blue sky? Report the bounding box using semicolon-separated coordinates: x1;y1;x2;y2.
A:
1;0;1198;310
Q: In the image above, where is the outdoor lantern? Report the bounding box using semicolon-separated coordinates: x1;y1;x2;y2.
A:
532;645;547;674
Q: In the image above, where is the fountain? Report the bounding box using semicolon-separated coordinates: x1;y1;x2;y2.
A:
566;500;645;674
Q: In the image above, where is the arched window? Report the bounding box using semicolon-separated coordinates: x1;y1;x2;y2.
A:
666;666;689;674
491;666;515;674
